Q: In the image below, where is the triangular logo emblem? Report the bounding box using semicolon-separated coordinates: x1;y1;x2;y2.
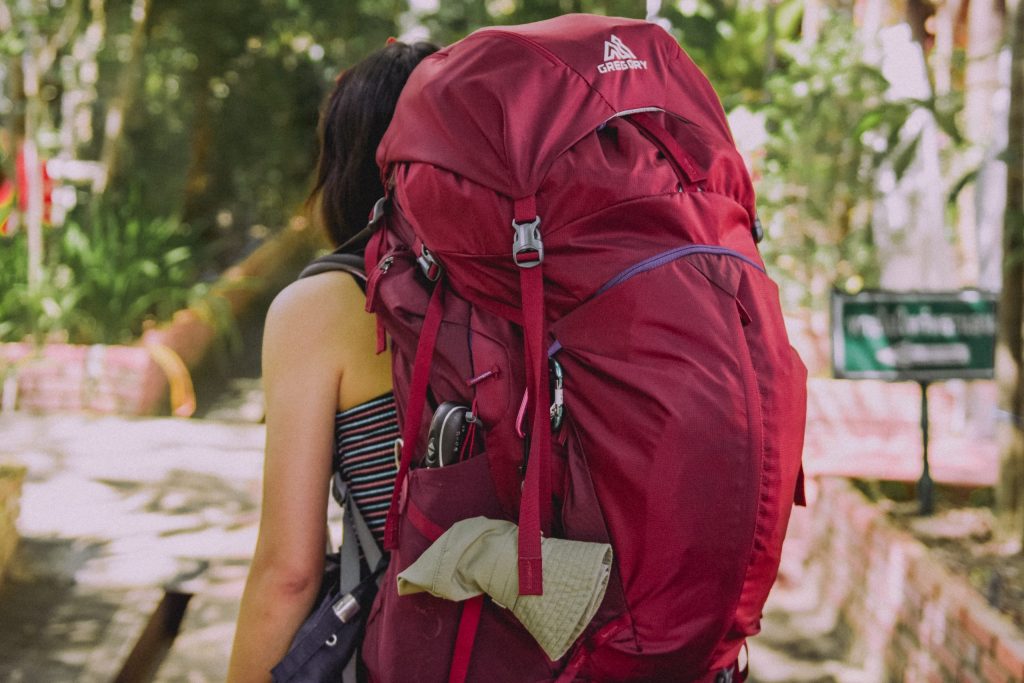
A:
603;35;636;61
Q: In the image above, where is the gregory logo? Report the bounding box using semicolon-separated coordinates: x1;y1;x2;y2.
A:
598;35;647;74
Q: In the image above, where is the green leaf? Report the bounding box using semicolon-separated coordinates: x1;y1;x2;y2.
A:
947;168;980;206
892;133;922;181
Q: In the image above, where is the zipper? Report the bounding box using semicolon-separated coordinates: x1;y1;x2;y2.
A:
595;245;765;298
365;249;405;313
467;365;501;387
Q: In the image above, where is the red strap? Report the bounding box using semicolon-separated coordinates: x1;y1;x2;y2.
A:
407;497;446;542
514;195;551;596
365;224;390;354
448;595;485;683
383;282;446;550
514;196;537;223
628;112;707;189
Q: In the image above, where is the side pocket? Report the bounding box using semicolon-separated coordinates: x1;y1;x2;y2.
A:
399;453;507;568
560;422;637;654
362;454;502;683
361;454;555;683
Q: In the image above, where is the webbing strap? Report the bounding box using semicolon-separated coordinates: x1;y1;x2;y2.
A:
794;465;807;507
383;281;446;550
514;196;551;596
628;112;707;189
448;595;485;683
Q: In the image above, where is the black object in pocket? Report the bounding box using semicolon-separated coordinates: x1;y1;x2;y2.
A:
271;555;387;683
423;402;480;468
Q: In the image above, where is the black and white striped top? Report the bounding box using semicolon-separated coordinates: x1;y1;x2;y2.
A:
334;393;400;544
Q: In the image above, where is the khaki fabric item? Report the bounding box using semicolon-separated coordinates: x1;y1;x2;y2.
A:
397;517;612;660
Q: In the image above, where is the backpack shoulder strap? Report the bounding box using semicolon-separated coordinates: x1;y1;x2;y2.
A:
299;251;367;292
333;472;384;593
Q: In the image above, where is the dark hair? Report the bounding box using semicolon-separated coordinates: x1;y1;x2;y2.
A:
310;40;439;247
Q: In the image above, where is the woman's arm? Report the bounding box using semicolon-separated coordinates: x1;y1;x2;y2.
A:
227;273;368;682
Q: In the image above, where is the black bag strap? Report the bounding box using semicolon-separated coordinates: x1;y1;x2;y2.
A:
298;251;367;292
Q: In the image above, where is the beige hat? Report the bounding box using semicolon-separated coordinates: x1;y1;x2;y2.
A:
397;517;612;660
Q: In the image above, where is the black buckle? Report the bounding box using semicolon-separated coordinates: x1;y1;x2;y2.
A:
368;196;387;228
751;215;764;244
512;217;543;268
714;668;734;683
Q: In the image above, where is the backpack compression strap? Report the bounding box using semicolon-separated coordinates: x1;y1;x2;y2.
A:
514;195;553;596
383;281;447;550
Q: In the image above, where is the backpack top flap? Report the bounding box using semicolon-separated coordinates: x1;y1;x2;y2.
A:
378;14;747;211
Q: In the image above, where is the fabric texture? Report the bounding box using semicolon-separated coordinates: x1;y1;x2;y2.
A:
335;393;399;544
396;517;612;660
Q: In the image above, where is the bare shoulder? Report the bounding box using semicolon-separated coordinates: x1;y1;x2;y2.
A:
263;271;368;362
270;270;366;317
268;271;365;324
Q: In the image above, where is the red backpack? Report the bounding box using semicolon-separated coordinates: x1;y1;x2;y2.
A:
360;14;807;682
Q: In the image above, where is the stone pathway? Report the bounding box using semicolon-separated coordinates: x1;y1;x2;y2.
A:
0;369;1001;681
0;414;263;682
747;508;878;683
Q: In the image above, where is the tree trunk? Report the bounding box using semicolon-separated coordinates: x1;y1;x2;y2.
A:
95;0;148;193
997;0;1024;542
21;45;44;292
958;0;1008;288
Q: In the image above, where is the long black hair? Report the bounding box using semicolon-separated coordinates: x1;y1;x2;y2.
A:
310;40;439;247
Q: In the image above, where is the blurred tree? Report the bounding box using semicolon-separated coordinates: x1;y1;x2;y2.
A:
659;0;803;109
0;0;85;292
112;0;408;265
998;0;1024;542
421;0;645;46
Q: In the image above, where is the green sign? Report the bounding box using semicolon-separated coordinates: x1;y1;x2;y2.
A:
831;290;998;381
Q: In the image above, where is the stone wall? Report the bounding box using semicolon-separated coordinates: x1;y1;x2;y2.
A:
1;343;166;415
0;462;26;590
806;478;1024;683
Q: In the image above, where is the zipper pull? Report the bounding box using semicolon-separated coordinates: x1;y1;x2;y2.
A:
365;254;396;314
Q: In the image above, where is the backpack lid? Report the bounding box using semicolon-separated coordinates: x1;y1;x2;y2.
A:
378;14;736;200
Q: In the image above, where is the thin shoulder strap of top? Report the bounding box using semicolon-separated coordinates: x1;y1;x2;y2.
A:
298;250;367;293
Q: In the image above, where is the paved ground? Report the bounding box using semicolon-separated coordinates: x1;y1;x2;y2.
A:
0;376;1001;682
0;412;263;682
747;506;876;683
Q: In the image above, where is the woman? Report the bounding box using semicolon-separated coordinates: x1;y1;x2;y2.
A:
227;40;439;682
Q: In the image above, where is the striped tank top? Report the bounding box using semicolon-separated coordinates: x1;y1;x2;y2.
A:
334;392;400;545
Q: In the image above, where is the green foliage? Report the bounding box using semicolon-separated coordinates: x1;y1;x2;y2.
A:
0;0;967;334
0;205;211;345
660;0;803;110
0;232;69;344
110;0;409;263
754;17;918;308
420;0;646;46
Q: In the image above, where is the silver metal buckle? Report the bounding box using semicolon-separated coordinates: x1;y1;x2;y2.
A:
332;593;360;623
512;217;543;268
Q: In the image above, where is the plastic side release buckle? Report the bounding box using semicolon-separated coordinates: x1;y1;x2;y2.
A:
417;244;442;281
512;217;543;268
